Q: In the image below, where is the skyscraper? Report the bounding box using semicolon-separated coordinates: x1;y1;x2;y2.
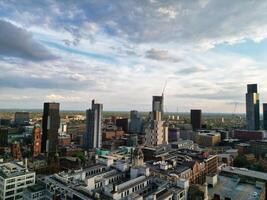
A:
129;110;142;134
146;96;168;146
191;109;202;131
41;102;60;154
152;95;164;120
263;103;267;130
32;125;41;157
84;100;103;149
246;84;260;130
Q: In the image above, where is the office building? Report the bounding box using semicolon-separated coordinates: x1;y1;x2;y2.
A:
190;109;202;131
0;127;8;147
14;112;29;126
246;84;260;130
250;140;267;157
0;161;36;200
84;99;103;149
32;125;41;157
129;110;142;134
197;132;221;147
116;118;129;133
263;103;267;130
152;95;163;120
234;129;263;141
41;102;60;154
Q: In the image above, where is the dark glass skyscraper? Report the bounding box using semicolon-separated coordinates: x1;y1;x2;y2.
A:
191;109;202;131
41;102;60;154
246;84;260;130
263;103;267;130
129;110;142;134
84;100;103;149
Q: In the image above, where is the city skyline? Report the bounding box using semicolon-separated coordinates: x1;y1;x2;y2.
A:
1;1;267;112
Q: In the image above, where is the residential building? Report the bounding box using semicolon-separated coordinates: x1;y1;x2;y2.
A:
246;84;260;130
41;102;60;155
0;161;35;200
84;99;103;149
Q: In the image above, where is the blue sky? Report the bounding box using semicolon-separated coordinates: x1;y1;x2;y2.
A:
0;0;267;112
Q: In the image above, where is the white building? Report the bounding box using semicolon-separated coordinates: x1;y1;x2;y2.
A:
0;161;35;200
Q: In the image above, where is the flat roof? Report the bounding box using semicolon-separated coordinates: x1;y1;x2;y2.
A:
221;166;267;181
208;175;263;200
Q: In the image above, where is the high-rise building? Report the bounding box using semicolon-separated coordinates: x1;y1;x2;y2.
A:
263;103;267;130
41;102;60;154
129;110;142;134
84;100;103;149
0;127;8;147
146;96;168;146
116;118;129;133
190;109;202;131
246;84;260;130
14;111;29;126
152;95;163;120
32;125;41;157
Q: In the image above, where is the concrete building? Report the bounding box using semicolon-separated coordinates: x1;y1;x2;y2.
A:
14;112;29;126
32;125;41;157
246;84;260;130
41;102;60;155
11;142;22;160
84;99;103;149
208;174;265;200
0;161;35;200
190;109;202;131
129;110;142;134
197;132;221;147
152;95;164;120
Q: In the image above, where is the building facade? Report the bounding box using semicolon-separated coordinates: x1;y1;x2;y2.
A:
0;162;36;200
14;112;29;126
263;103;267;130
129;110;142;134
32;125;41;157
41;102;60;155
246;84;260;130
84;100;103;149
190;109;202;131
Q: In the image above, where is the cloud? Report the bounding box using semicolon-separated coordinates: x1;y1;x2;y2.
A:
0;20;57;61
146;48;180;62
158;7;177;19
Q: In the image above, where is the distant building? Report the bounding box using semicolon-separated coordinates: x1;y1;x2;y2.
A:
197;132;221;147
0;161;36;200
129;110;142;134
246;84;260;130
32;125;41;157
14;111;29;126
11;142;22;160
250;140;267;157
84;99;103;149
234;129;263;141
263;103;267;130
41;102;60;155
0;127;8;147
116;118;129;133
190;109;202;131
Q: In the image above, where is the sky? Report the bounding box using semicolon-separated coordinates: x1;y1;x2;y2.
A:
0;0;267;113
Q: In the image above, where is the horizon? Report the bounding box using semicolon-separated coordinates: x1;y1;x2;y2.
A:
1;1;267;112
